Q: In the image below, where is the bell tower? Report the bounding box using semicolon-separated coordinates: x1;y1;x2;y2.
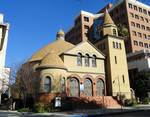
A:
99;9;118;37
95;10;131;99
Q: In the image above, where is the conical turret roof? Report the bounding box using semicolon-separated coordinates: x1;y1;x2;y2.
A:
103;9;115;25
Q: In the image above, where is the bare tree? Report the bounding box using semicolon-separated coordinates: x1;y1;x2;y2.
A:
10;62;40;107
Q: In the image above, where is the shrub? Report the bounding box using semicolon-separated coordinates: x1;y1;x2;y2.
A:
124;99;137;106
34;103;45;113
142;98;150;104
18;108;30;112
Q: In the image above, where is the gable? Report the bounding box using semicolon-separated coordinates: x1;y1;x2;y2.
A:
64;41;105;59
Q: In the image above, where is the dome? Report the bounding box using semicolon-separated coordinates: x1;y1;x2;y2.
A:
37;52;66;70
57;29;65;35
29;39;75;62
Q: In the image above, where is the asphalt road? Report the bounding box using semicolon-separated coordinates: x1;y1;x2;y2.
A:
101;110;150;117
0;110;150;117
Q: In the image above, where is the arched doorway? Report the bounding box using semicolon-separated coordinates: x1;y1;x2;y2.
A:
69;78;80;97
84;78;93;96
97;79;104;96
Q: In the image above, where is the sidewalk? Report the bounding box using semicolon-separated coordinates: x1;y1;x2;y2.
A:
22;104;150;117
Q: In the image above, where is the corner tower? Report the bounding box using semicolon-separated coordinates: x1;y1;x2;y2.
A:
95;10;131;99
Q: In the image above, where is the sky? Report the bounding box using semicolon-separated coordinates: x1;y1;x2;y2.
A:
0;0;149;67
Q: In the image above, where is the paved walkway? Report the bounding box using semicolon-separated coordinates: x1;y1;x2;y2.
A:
0;104;149;117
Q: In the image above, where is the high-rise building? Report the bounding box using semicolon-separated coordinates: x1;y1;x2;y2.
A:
65;11;102;44
108;0;150;53
0;13;10;102
66;0;150;53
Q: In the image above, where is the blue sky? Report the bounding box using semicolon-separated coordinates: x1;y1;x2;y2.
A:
0;0;149;67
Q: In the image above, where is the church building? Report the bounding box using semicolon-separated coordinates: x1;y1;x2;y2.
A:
22;10;131;108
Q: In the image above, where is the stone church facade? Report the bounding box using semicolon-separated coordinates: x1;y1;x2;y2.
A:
23;10;131;108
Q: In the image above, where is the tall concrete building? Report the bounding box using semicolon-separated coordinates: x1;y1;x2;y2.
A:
107;0;150;53
65;11;102;44
0;13;10;102
66;0;150;53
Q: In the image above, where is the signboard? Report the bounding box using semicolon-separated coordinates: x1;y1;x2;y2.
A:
80;84;84;91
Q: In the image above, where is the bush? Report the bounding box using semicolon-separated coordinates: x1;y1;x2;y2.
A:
124;99;137;106
34;103;45;113
18;108;30;112
142;98;150;104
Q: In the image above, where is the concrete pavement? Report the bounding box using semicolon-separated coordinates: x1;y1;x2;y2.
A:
0;104;149;117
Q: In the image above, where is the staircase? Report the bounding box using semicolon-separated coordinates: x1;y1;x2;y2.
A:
70;96;121;109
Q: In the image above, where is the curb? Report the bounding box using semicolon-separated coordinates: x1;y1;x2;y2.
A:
87;108;150;117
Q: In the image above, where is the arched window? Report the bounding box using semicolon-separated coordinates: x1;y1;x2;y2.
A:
44;76;51;93
84;79;93;96
61;77;66;92
113;29;117;36
113;41;115;48
77;53;82;66
69;78;79;97
92;55;97;67
97;79;104;96
85;54;90;67
116;42;119;48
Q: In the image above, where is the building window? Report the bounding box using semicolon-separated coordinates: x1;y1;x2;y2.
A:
100;30;103;37
134;41;138;46
148;11;150;16
97;79;104;96
139;42;143;47
44;76;51;93
143;9;147;14
113;29;117;36
136;23;140;28
135;14;139;19
84;25;89;30
140;16;144;21
132;31;137;36
69;78;79;97
148;35;150;40
144;43;148;48
141;25;145;30
131;22;135;27
137;32;142;37
84;16;89;22
92;55;97;67
61;77;66;92
130;12;134;18
139;7;142;13
134;5;137;10
84;79;93;96
146;27;150;31
113;41;115;48
77;53;82;66
85;54;90;67
114;56;117;64
122;75;125;83
145;18;149;23
119;43;122;49
143;34;147;39
116;42;119;48
128;3;132;9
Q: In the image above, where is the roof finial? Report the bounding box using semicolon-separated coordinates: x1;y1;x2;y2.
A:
56;29;65;40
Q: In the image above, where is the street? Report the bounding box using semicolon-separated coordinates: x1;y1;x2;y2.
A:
0;109;150;117
101;110;150;117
